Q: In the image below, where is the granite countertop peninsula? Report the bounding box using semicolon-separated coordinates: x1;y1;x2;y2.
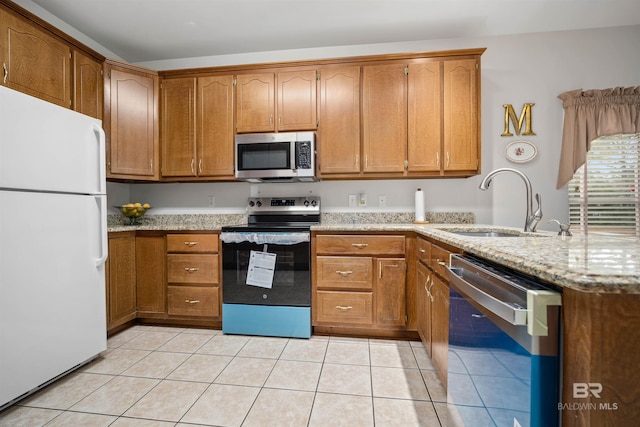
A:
108;211;640;294
316;222;640;294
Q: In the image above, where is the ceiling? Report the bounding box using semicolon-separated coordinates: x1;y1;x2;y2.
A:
22;0;640;63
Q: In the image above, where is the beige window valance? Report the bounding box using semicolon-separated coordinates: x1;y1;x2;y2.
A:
556;86;640;188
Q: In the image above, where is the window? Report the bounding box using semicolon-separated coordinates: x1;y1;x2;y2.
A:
568;134;640;238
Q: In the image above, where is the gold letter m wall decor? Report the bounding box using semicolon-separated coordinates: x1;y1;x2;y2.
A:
502;103;536;136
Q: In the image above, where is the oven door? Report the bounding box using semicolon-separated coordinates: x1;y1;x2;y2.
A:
221;231;310;307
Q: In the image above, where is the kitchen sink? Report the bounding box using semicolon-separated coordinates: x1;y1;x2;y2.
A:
450;231;521;237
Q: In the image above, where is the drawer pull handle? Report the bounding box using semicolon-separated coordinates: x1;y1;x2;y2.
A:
351;243;368;248
419;248;426;253
437;259;447;266
184;241;199;247
335;305;353;311
185;299;200;304
335;270;353;276
184;267;200;272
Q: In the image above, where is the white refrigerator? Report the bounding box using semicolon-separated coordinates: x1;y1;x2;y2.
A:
0;86;108;409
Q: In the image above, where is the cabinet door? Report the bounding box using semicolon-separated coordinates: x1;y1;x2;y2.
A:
197;75;235;178
362;63;407;173
408;61;441;172
73;50;103;119
416;262;432;355
0;9;71;107
277;69;317;131
375;258;407;327
443;58;478;172
107;234;136;329
161;77;196;177
236;73;275;133
136;235;166;315
108;68;157;178
431;274;449;386
317;66;361;175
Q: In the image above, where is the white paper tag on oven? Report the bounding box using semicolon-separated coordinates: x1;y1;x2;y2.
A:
246;250;276;288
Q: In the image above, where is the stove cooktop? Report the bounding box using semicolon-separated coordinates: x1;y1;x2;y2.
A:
222;196;321;232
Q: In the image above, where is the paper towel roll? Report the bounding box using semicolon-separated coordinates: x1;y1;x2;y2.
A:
415;188;425;223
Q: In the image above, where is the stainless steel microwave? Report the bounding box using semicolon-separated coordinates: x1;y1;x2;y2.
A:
235;132;316;182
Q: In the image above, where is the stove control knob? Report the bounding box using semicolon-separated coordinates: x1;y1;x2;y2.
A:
311;199;318;207
304;200;310;207
249;201;255;207
256;201;262;207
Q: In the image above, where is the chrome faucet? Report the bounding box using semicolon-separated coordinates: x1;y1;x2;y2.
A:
479;168;543;232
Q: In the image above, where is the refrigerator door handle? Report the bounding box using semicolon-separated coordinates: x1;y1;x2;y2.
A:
95;195;108;267
92;124;106;195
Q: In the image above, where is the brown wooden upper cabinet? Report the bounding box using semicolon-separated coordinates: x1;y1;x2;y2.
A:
73;49;103;119
317;66;361;175
318;53;482;179
236;69;317;133
160;75;234;179
408;57;480;175
105;62;159;180
0;7;72;108
362;63;408;173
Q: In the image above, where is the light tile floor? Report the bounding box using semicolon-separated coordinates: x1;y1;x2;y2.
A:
0;325;447;426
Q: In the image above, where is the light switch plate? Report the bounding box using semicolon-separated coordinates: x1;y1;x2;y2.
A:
348;194;357;207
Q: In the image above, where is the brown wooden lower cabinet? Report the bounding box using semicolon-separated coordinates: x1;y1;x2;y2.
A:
135;233;165;316
316;290;374;324
414;235;460;387
106;232;136;330
561;288;640;426
312;233;408;336
164;232;220;323
430;272;449;386
106;231;221;334
168;286;220;317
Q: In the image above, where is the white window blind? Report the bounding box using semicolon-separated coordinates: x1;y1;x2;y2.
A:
568;134;640;238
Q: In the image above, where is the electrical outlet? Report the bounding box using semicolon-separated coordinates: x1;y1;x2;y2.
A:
378;195;386;207
348;194;357;207
359;193;367;207
208;196;216;207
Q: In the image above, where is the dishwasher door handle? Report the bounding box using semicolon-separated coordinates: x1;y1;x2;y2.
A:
446;266;528;326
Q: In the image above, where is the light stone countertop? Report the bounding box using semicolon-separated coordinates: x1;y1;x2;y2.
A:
107;213;640;293
315;223;640;294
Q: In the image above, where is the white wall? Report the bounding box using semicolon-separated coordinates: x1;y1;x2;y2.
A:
120;25;640;230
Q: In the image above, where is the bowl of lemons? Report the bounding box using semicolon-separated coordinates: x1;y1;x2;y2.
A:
116;202;151;225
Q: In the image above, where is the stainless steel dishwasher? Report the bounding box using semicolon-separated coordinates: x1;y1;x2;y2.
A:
446;254;562;427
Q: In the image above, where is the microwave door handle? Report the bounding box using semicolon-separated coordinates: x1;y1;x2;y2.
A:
291;142;297;172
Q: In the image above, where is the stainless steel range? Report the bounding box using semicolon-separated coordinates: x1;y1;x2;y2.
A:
220;196;320;338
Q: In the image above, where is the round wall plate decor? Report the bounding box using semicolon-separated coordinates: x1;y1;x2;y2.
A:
505;140;537;163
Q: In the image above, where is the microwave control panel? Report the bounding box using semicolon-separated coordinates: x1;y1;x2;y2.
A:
295;141;313;170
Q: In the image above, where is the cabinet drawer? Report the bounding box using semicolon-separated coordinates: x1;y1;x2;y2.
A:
316;256;373;290
315;291;373;325
168;286;220;317
167;254;219;284
167;234;218;253
430;244;452;278
315;235;405;255
416;237;431;264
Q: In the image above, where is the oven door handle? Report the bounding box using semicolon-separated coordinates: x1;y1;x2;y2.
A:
220;231;310;245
